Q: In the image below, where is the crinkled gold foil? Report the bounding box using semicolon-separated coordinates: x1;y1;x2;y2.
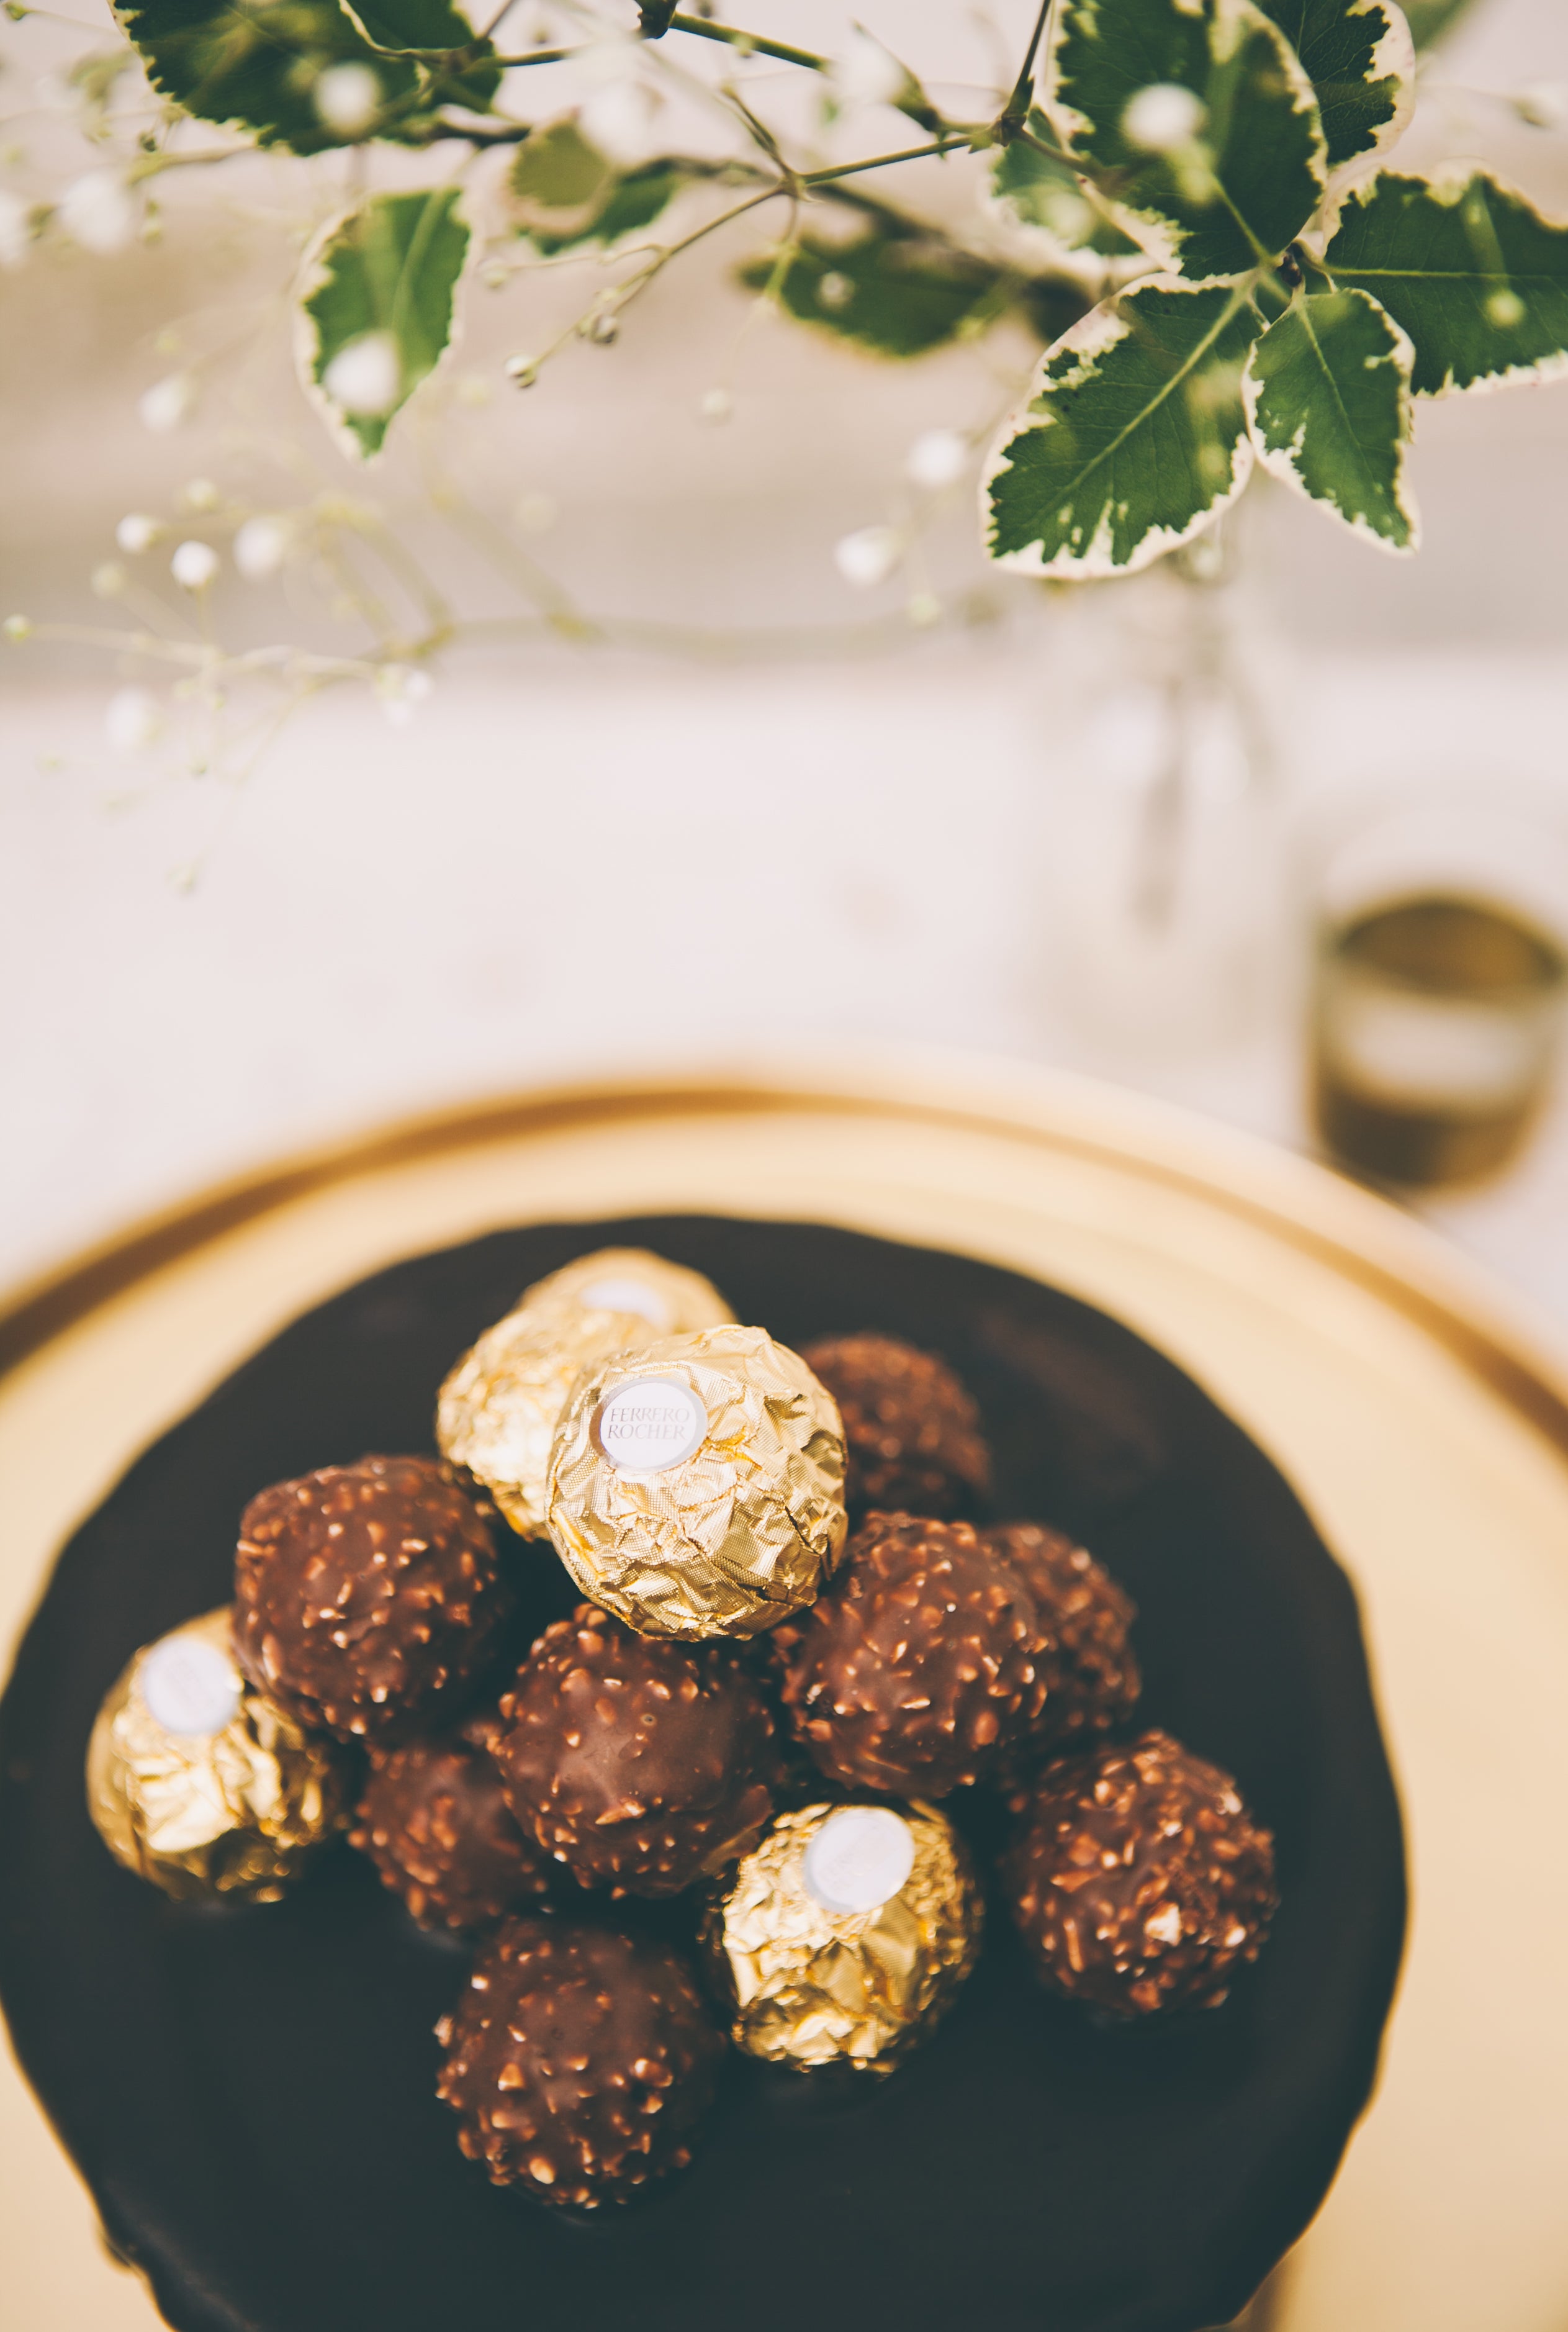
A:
701;1801;982;2072
86;1607;348;1904
544;1324;847;1640
517;1248;733;1340
435;1248;733;1539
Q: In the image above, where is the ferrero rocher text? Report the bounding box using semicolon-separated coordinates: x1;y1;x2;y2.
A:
544;1323;847;1640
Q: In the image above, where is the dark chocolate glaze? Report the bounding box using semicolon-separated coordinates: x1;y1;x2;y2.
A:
436;1918;723;2207
0;1214;1406;2332
491;1605;781;1897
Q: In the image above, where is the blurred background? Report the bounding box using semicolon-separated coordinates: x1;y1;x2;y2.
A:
4;0;1568;1318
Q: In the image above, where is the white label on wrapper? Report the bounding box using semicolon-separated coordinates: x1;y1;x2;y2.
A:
593;1377;708;1473
141;1633;241;1738
575;1276;675;1334
802;1807;916;1915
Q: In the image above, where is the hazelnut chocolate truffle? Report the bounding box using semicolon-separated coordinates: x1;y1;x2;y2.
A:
438;1249;734;1540
773;1511;1054;1796
86;1606;346;1903
437;1917;723;2207
1004;1729;1277;2017
490;1604;782;1896
703;1799;981;2074
233;1455;512;1743
801;1333;991;1518
351;1713;553;1932
545;1324;847;1641
984;1521;1140;1760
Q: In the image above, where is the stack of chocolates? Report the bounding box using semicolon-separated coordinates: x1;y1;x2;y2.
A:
87;1246;1278;2212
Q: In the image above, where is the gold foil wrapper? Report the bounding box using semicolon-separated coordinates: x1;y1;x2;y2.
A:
701;1800;982;2073
544;1323;848;1640
436;1247;733;1539
86;1607;348;1904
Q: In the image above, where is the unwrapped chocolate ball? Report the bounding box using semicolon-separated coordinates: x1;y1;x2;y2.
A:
702;1799;980;2074
983;1521;1140;1762
773;1511;1053;1796
438;1250;734;1540
351;1714;553;1931
86;1606;346;1902
233;1454;511;1743
545;1324;847;1641
436;1917;723;2207
1004;1729;1277;2017
801;1332;991;1517
490;1604;781;1896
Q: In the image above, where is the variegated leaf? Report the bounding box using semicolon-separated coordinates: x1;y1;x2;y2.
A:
1255;0;1413;168
989;109;1143;263
1245;286;1417;549
1043;0;1327;282
1323;170;1568;395
984;279;1260;576
299;189;468;458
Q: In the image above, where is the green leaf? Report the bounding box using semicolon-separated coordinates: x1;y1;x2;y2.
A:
1043;0;1327;281
509;121;688;255
1255;0;1413;167
1323;169;1568;395
985;279;1260;575
741;229;1016;359
990;109;1143;259
341;0;497;108
112;0;491;151
299;188;468;457
1402;0;1477;46
1244;286;1417;548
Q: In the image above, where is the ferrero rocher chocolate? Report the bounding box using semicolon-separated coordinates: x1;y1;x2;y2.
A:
436;1917;724;2207
436;1249;734;1539
545;1324;847;1641
773;1511;1057;1795
489;1603;782;1896
86;1606;346;1903
1004;1729;1277;2017
233;1455;512;1743
801;1332;991;1517
702;1799;981;2074
351;1713;554;1932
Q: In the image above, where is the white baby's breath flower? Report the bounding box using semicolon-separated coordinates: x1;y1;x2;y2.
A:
322;332;401;417
835;29;906;108
106;687;161;753
233;516;291;579
905;428;969;490
181;477;220;512
817;271;854;312
699;387;732;423
171;539;219;591
92;561;127;599
834;525;903;589
579;78;657;166
376;664;433;726
1122;83;1205;154
1516;83;1566;130
140;373;195;432
116;513;160;554
906;591;942;628
0;190;32;269
313;61;382;135
59;169;136;255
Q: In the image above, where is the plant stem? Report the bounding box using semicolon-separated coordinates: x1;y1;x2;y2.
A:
803;137;962;187
664;12;831;74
